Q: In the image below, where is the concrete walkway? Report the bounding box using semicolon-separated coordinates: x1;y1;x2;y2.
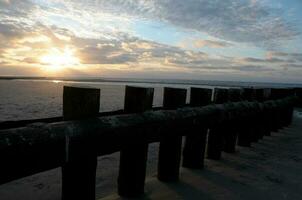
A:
102;110;302;200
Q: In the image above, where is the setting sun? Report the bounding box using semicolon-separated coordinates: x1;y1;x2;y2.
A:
40;47;80;71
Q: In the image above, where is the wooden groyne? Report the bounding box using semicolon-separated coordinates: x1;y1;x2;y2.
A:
0;85;300;200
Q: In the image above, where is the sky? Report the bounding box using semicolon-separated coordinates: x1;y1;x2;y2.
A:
0;0;302;83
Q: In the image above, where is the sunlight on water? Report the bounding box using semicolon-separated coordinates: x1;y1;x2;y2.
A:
52;80;61;84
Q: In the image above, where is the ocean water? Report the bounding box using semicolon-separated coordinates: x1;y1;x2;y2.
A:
1;78;301;121
0;79;208;121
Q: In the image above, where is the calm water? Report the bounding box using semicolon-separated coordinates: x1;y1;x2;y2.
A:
0;79;202;121
1;78;301;121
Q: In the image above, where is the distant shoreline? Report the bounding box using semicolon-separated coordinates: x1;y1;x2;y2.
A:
0;76;302;88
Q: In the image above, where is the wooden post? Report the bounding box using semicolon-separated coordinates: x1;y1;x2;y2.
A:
237;88;254;147
263;88;272;136
286;89;295;126
158;87;187;182
118;86;154;197
263;88;271;101
295;88;302;108
207;88;228;160
244;88;259;143
61;86;100;200
280;89;292;127
182;88;212;169
255;89;265;140
270;88;283;131
223;88;241;153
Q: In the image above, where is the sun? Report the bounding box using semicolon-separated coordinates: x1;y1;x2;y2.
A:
40;47;80;71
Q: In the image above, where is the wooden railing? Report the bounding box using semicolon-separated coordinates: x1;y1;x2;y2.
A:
0;85;298;200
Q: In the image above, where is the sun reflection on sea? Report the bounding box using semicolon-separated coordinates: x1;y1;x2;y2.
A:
52;80;61;84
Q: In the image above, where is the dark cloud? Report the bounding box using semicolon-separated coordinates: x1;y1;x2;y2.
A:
242;57;291;64
235;65;275;72
281;64;302;68
0;23;24;39
267;51;302;62
0;0;36;18
0;64;40;75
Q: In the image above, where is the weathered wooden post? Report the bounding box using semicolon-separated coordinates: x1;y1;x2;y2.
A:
223;88;241;153
295;88;302;108
263;88;272;136
270;88;283;131
280;89;294;127
237;88;254;147
263;88;271;101
182;88;212;169
62;86;100;200
207;88;228;160
158;87;187;181
118;86;154;197
254;88;265;140
286;88;295;126
244;88;259;143
281;88;291;126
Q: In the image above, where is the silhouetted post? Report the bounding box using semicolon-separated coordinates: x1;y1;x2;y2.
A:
263;88;272;136
254;88;265;140
270;88;283;131
182;88;212;168
245;88;259;142
118;86;154;197
237;88;254;147
280;89;289;126
286;89;295;126
295;88;302;108
264;88;271;101
62;86;100;200
158;87;187;182
280;89;293;127
223;88;241;153
207;88;228;160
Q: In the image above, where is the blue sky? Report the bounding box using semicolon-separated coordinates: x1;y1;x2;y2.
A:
0;0;301;82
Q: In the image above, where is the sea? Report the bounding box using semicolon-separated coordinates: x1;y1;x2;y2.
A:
1;77;302;121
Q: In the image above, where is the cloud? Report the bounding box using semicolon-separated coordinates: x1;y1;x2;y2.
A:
0;19;297;78
281;64;302;69
0;23;28;42
0;19;239;75
0;0;10;4
193;40;232;48
0;21;72;64
266;51;302;62
61;0;299;46
0;2;301;82
235;65;275;72
240;57;290;64
1;0;300;48
0;0;35;18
